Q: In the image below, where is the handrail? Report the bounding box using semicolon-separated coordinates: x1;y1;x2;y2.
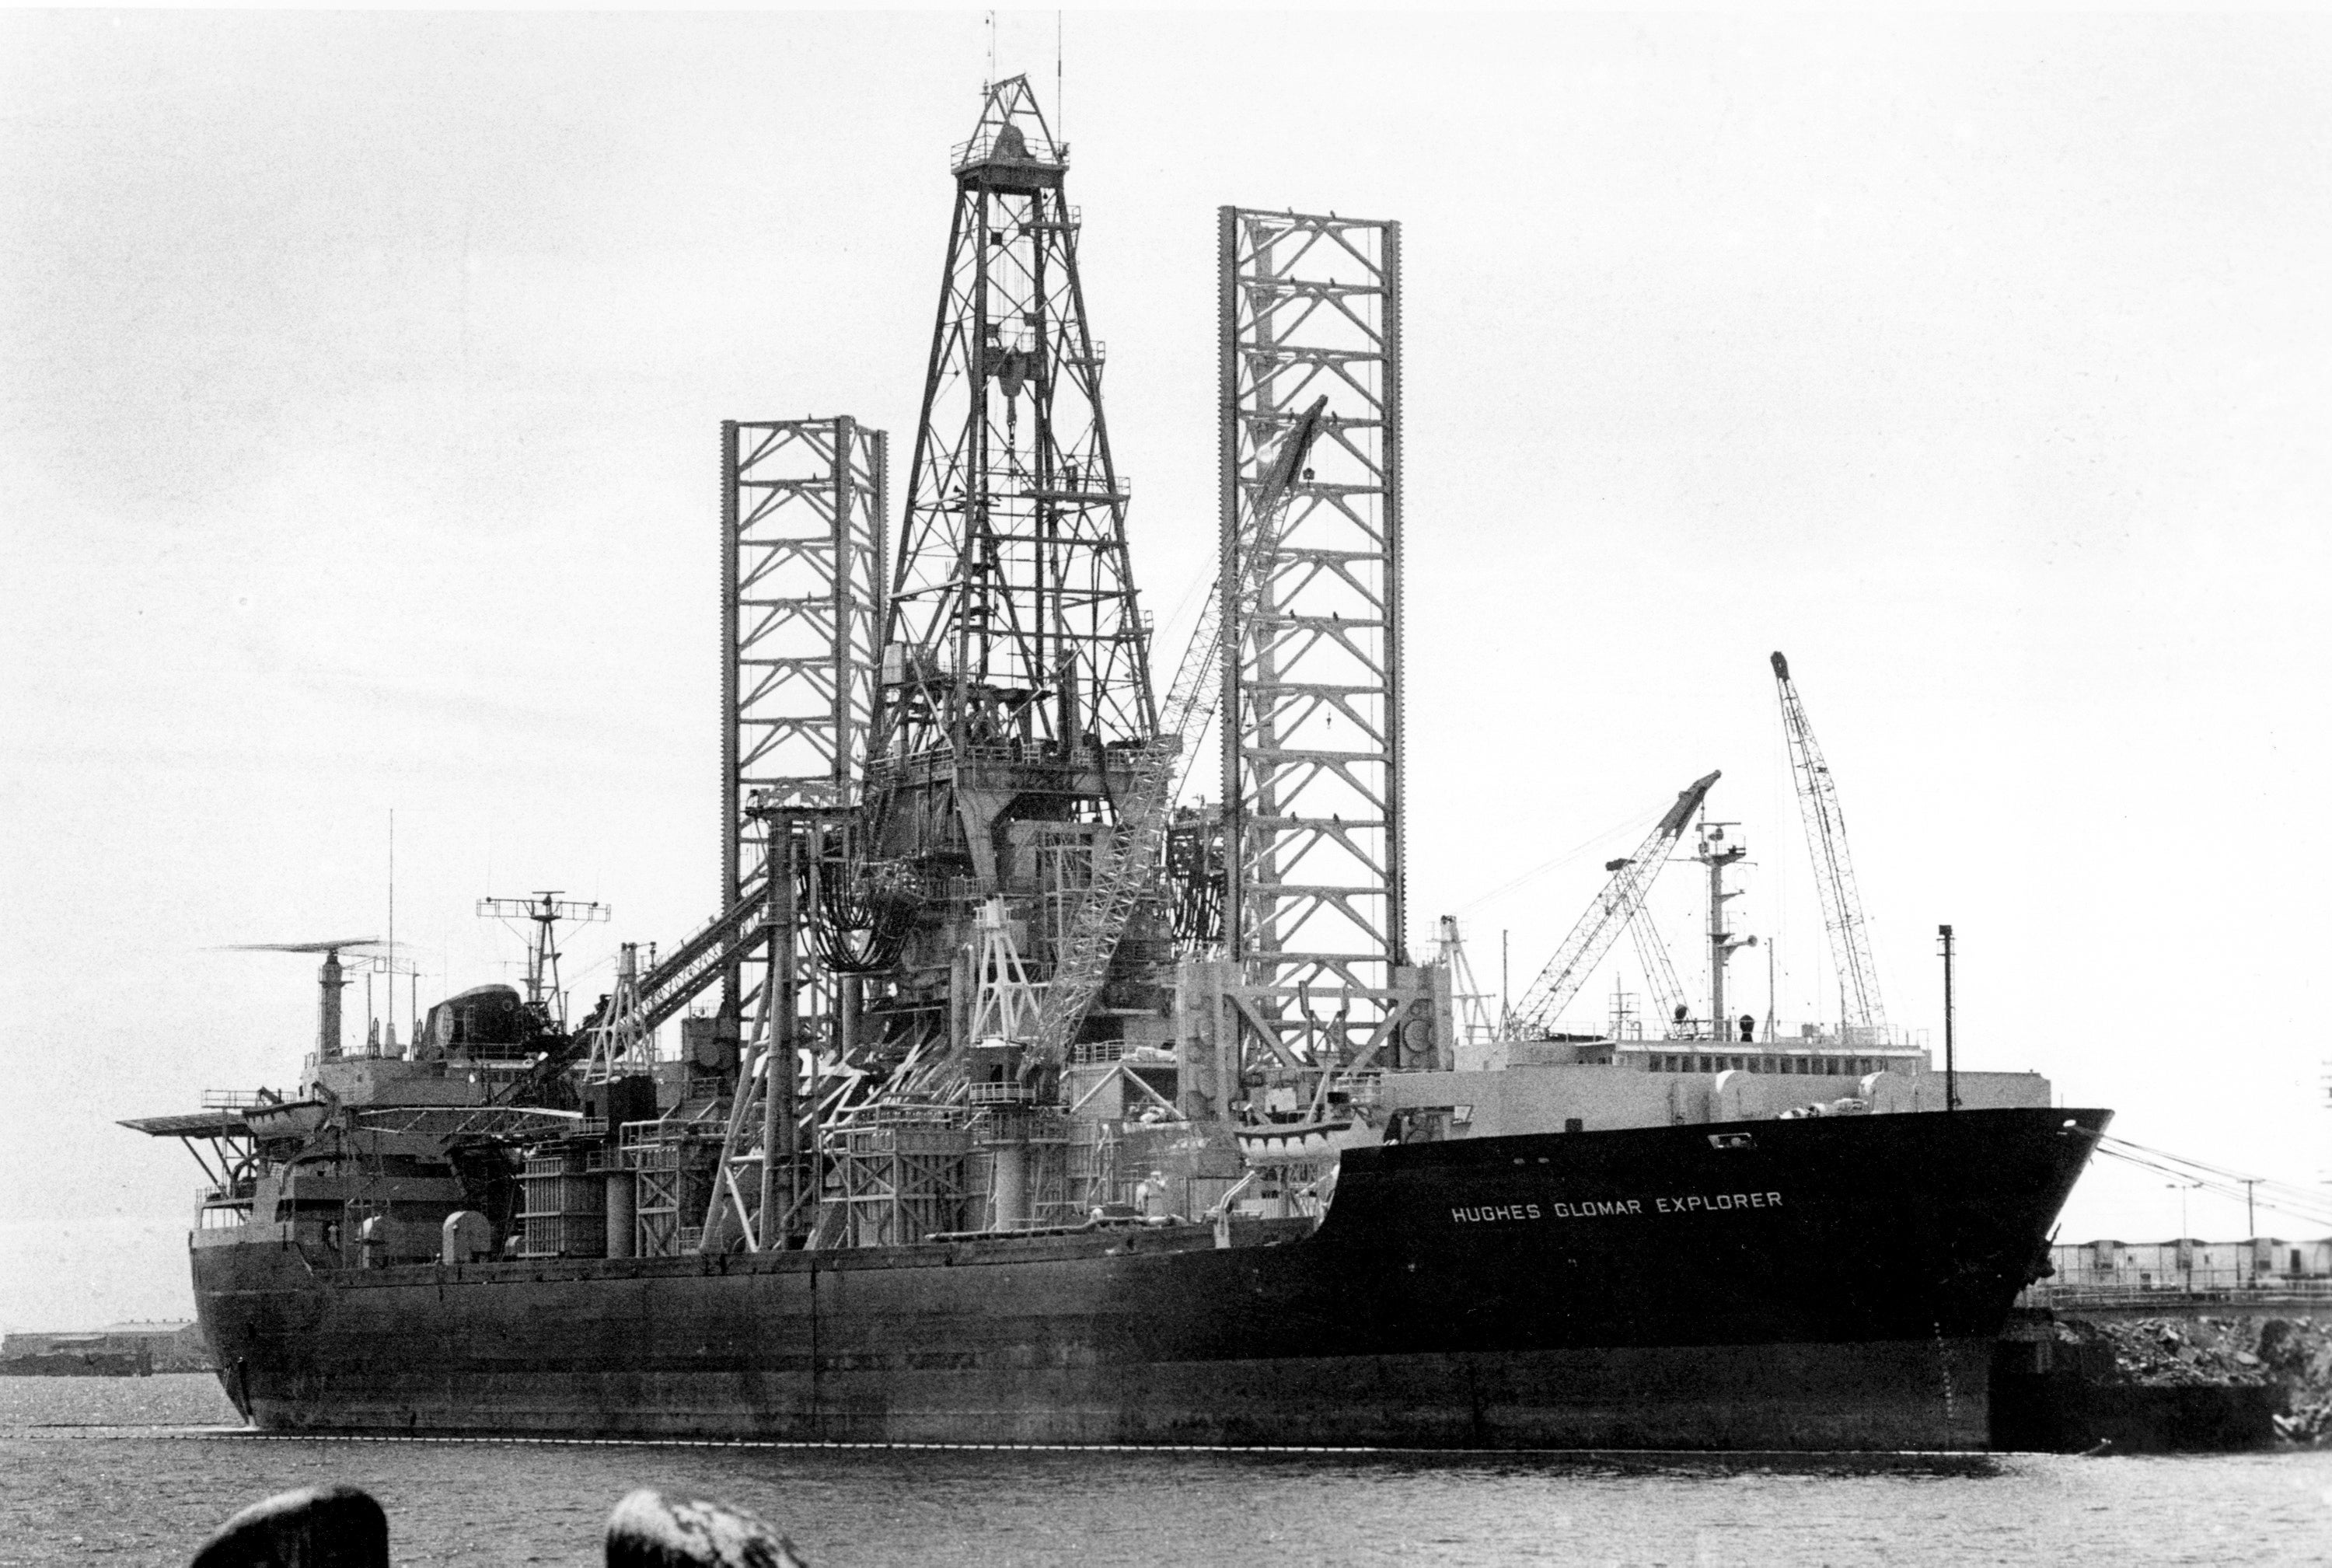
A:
2020;1279;2332;1308
951;131;1068;171
201;1088;292;1110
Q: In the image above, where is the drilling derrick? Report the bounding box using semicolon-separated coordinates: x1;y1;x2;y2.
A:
839;77;1171;1225
879;78;1154;769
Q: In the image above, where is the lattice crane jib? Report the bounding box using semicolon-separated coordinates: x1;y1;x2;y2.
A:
1768;652;1887;1039
1025;401;1332;1069
1218;207;1407;1069
1508;773;1720;1039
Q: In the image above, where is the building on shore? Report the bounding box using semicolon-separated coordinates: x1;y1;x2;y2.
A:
2;1320;210;1373
2043;1238;2332;1294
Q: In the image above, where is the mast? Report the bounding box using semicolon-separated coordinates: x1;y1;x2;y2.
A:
1695;813;1754;1044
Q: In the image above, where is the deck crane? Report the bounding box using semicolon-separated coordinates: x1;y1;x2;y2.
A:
1769;651;1886;1038
1506;772;1721;1039
1024;396;1333;1067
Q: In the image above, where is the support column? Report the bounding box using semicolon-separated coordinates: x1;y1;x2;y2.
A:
1217;207;1411;1076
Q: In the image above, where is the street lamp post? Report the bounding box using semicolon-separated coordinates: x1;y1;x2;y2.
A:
2167;1180;2203;1290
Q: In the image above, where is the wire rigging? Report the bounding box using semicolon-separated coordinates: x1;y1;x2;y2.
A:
2091;1134;2332;1231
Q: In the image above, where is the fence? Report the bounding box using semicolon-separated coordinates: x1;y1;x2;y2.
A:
2020;1278;2332;1311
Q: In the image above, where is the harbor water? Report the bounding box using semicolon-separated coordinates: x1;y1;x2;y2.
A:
5;1374;2332;1566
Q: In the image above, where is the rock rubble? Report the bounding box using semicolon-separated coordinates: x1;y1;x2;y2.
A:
2055;1313;2332;1441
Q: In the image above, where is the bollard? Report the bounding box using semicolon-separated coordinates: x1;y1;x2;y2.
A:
605;1489;808;1568
188;1484;389;1568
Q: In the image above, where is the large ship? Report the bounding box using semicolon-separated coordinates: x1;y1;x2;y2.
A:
129;78;2105;1451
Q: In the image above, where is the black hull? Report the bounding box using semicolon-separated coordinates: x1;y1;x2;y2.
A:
196;1106;2105;1450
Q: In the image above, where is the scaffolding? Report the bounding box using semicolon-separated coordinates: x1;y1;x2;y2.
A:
824;1109;971;1248
621;1108;725;1258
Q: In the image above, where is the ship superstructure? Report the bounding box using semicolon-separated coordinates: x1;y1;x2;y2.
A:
126;77;2107;1451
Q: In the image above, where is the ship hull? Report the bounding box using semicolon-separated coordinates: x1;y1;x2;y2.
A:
196;1106;2104;1451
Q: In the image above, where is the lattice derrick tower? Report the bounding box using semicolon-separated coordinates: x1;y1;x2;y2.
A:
1209;207;1426;1078
718;417;888;1040
880;76;1154;767
858;77;1168;1063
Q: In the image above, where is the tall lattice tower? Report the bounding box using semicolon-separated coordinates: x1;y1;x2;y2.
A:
1213;207;1418;1073
719;417;887;1032
859;77;1166;1064
880;76;1154;766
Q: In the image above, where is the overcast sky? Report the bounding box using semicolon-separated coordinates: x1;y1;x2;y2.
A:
4;11;2327;1327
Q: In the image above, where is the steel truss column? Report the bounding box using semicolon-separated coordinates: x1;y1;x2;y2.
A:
720;417;888;1033
1217;207;1415;1074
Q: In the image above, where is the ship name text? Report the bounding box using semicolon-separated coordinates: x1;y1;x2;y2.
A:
1451;1192;1785;1224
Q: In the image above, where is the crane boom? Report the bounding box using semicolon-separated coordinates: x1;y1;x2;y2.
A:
1025;397;1332;1064
1769;651;1887;1036
1507;771;1720;1038
498;869;776;1102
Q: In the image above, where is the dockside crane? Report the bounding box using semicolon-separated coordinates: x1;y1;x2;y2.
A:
1769;651;1886;1038
1023;396;1332;1067
1505;772;1720;1039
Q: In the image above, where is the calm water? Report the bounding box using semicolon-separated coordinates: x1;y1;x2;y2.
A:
5;1375;2332;1566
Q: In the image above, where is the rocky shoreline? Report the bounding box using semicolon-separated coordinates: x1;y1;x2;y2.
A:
1995;1311;2332;1451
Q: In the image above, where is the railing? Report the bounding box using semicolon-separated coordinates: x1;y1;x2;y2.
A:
966;1081;1041;1106
868;1102;971;1128
619;1110;724;1151
2020;1278;2332;1310
201;1089;292;1110
951;131;1067;171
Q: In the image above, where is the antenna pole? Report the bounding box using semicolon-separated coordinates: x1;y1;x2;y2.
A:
386;809;396;1048
1765;940;1776;1043
1938;923;1957;1111
479;892;608;1028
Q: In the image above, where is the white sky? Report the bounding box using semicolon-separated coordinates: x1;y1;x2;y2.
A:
4;11;2327;1327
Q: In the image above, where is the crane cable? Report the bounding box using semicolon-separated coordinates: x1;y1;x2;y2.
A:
2090;1133;2332;1231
